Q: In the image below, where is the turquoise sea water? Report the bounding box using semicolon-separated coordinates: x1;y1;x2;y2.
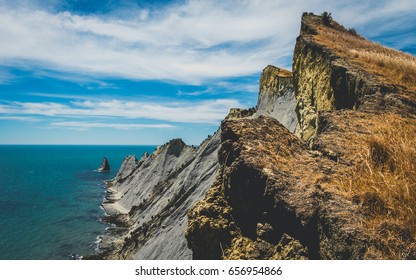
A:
0;145;155;260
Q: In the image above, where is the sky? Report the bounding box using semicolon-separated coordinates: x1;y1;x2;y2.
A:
0;0;415;145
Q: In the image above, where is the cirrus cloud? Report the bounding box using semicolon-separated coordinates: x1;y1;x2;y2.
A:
0;0;414;84
49;121;175;131
0;98;242;124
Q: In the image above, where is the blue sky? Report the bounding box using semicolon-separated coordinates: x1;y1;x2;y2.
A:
0;0;415;145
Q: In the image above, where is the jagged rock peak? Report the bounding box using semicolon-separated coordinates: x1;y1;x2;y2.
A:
153;138;188;157
141;152;149;160
259;65;293;99
254;65;297;132
98;157;110;172
299;13;321;35
225;107;256;120
165;138;187;156
110;155;139;184
300;13;351;36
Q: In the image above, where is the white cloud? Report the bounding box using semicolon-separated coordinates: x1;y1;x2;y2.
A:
0;98;242;124
177;80;259;97
0;1;414;84
0;115;40;121
27;92;104;100
0;2;294;84
50;121;175;130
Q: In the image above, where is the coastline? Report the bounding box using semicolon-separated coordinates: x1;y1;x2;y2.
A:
89;135;221;260
88;180;132;260
0;145;145;260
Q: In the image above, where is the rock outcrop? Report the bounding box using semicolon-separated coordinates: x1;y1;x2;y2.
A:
97;157;110;172
186;13;416;259
253;65;297;132
186;116;369;259
293;14;415;143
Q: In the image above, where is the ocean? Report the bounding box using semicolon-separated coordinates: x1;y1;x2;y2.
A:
0;145;156;260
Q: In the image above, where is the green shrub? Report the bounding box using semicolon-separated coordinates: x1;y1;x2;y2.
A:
348;27;359;36
321;11;332;26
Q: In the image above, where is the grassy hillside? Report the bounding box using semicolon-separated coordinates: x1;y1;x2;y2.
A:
306;14;416;258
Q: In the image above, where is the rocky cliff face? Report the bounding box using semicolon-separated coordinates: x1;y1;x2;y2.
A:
95;65;299;259
96;13;416;260
293;14;416;143
98;136;221;259
253;65;297;132
186;14;416;259
293;16;368;142
186;116;370;259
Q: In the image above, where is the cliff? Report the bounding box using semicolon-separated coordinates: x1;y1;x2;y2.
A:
186;116;368;259
98;136;221;259
186;14;416;259
96;13;416;260
293;14;416;143
253;65;297;132
95;62;298;259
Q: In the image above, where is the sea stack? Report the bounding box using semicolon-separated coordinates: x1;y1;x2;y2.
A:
98;157;110;172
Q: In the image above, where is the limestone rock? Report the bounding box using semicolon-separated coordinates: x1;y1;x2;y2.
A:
294;15;366;142
111;155;144;184
98;132;221;259
226;65;297;131
293;13;415;143
165;138;186;156
253;65;297;132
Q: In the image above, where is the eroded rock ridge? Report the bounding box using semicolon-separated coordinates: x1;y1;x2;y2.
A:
96;13;416;260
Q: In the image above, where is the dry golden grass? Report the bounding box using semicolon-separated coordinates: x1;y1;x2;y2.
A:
314;24;416;94
276;68;292;78
338;114;416;258
301;15;416;258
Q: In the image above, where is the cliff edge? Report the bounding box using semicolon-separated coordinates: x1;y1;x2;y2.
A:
294;14;415;143
186;13;416;259
96;13;416;260
253;65;297;132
